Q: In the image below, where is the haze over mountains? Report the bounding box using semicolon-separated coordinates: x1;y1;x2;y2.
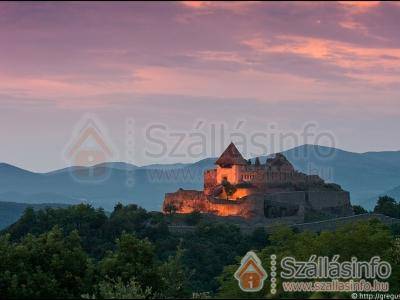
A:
1;145;399;214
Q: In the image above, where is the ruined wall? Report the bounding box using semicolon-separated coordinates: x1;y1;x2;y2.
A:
265;191;307;206
264;191;353;218
205;196;262;218
307;191;353;216
163;189;265;219
230;187;255;200
204;169;217;195
164;189;353;220
163;189;207;213
264;192;306;220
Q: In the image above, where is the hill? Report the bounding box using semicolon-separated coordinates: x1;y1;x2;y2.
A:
0;145;399;211
281;145;400;208
0;201;69;229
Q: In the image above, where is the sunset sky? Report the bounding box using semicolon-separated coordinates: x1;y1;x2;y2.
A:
1;1;400;172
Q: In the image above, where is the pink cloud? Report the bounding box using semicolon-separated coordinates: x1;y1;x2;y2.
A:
242;35;400;85
180;1;260;13
339;1;380;12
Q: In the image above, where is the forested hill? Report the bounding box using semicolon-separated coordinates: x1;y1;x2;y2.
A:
0;201;69;229
0;202;400;298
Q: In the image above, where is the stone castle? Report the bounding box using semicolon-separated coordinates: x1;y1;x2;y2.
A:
163;143;353;223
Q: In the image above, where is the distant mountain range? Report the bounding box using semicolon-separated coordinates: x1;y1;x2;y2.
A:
0;202;69;230
0;144;399;211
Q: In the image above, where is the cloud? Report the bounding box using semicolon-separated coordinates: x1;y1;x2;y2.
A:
241;35;400;86
0;2;399;129
339;1;380;13
180;1;260;13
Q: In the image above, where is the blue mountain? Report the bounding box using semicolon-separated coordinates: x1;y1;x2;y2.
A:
0;145;399;211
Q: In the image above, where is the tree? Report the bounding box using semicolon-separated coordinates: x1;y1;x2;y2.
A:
217;220;399;298
181;223;253;293
107;203;151;241
0;203;269;296
159;246;192;298
6;204;109;258
353;205;368;215
99;233;161;293
185;210;202;226
84;278;153;299
164;203;178;215
0;226;93;298
374;196;399;218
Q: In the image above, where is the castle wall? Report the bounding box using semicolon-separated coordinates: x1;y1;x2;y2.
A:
265;191;307;206
264;191;354;218
205;198;256;218
216;165;244;185
204;169;217;195
264;192;306;219
230;187;255;200
163;145;353;221
291;213;399;233
164;190;208;213
168;214;400;235
164;189;353;221
163;189;265;219
307;191;353;216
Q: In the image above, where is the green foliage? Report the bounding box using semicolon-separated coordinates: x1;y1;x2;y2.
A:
4;203;400;298
6;204;110;258
159;246;192;298
83;277;153;299
1;204;267;297
217;220;400;298
374;195;400;218
180;222;268;293
185;210;203;226
0;202;69;230
99;232;159;291
391;223;400;236
0;226;94;298
5;203;172;259
353;204;369;215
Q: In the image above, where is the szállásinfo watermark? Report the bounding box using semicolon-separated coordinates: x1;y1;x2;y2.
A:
235;252;392;296
64;113;118;183
63;115;338;185
142;119;338;184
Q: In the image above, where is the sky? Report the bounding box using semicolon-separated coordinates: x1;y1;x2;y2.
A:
1;1;400;172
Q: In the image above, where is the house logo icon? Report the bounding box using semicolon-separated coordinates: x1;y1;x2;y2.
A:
64;115;116;182
234;251;267;292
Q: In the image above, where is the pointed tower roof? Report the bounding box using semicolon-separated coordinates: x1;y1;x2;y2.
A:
215;142;247;166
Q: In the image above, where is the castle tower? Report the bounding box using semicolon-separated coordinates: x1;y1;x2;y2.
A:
215;142;247;185
266;153;295;182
